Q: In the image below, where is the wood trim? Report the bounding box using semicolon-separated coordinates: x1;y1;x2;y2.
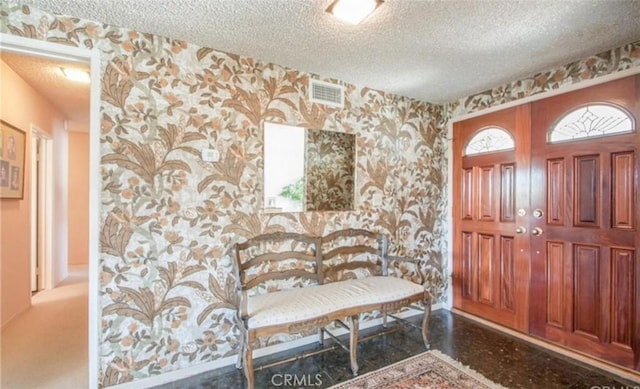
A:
321;228;382;241
322;245;379;260
323;261;380;279
452;120;466;310
242;251;317;270
243;269;319;290
462;150;514;168
315;236;324;284
513;104;532;332
235;231;317;250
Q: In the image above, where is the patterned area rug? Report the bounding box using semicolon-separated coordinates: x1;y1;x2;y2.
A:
330;350;507;388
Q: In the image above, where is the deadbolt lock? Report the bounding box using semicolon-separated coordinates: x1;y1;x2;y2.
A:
532;209;544;219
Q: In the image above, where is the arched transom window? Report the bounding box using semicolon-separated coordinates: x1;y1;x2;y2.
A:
549;104;634;143
464;127;515;156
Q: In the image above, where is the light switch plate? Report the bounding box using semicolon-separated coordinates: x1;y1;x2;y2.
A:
202;148;220;162
372;194;382;207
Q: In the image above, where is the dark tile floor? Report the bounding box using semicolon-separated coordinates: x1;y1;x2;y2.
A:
156;310;637;388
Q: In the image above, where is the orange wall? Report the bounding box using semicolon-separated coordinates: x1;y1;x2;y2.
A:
67;131;89;265
0;60;66;328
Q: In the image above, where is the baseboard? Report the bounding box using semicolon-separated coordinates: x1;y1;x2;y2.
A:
1;304;31;330
109;305;441;389
452;308;640;385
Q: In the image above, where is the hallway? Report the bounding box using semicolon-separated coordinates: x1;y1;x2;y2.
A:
1;266;88;389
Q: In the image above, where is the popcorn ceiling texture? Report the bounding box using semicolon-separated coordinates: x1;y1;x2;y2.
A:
1;52;90;132
2;1;640;387
17;0;640;103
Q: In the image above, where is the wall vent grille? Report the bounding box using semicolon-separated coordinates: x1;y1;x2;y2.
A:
309;79;345;108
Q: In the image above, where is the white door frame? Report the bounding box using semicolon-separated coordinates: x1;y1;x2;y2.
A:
1;33;101;389
30;129;39;292
30;126;53;292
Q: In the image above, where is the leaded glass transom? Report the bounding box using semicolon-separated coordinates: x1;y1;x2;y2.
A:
549;104;634;143
464;127;514;156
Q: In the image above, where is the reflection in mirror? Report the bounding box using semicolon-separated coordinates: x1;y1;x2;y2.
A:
264;123;306;212
304;128;355;211
263;122;355;213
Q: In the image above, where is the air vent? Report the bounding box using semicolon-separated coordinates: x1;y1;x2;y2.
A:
309;79;345;108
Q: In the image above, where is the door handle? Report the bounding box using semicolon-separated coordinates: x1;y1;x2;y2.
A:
515;226;527;234
531;227;544;236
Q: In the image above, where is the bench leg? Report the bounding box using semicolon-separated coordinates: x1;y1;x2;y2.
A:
243;343;255;389
318;328;324;345
349;314;359;376
236;331;245;369
236;346;243;369
421;295;432;349
382;310;388;328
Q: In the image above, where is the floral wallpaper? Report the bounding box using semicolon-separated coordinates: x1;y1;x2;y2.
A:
451;40;640;117
305;129;355;211
2;1;638;386
1;2;448;386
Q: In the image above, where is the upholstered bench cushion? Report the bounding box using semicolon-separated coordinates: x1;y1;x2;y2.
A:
247;276;423;328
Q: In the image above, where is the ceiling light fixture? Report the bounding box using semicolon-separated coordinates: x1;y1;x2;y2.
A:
326;0;384;25
60;67;90;83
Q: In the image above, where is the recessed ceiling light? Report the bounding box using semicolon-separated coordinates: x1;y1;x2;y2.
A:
60;67;90;83
326;0;384;25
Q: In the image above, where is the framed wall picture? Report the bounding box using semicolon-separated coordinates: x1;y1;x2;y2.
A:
0;120;26;199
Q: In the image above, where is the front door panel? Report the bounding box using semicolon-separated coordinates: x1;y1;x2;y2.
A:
453;105;531;332
530;75;640;370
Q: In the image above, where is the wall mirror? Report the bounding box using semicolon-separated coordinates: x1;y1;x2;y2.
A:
263;122;355;213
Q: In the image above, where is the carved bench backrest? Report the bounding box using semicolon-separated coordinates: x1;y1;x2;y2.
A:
234;232;322;295
234;229;389;296
320;229;388;283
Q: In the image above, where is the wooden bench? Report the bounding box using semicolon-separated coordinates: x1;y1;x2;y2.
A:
233;229;432;388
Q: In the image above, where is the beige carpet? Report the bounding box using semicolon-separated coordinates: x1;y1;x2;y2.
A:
1;266;88;389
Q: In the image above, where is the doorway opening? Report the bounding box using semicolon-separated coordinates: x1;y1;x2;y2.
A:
0;33;101;389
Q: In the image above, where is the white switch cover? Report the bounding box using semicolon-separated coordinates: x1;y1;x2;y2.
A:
202;148;220;162
372;194;382;207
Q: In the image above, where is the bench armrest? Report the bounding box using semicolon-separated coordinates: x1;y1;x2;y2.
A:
387;255;441;296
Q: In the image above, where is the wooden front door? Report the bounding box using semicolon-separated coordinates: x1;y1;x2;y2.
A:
529;75;640;370
453;105;531;332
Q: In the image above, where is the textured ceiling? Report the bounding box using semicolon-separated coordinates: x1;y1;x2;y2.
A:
1;52;90;132
3;0;640;133
21;0;640;104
